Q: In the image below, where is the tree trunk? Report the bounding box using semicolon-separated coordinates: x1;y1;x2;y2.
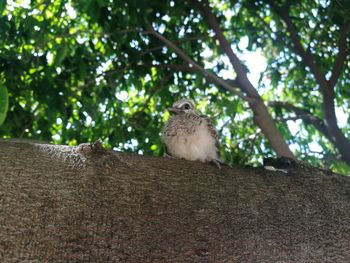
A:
1;139;350;262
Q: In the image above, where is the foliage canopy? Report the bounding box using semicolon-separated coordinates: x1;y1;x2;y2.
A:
1;0;349;174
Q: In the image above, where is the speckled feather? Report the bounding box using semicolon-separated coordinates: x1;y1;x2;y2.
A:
162;100;221;163
200;115;220;153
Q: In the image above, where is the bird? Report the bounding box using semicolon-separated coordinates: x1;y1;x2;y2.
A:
162;99;223;167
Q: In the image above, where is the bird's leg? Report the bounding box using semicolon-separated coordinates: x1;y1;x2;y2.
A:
163;152;175;158
211;159;222;169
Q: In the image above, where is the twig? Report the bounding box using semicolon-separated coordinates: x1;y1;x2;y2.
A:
192;0;260;98
328;21;349;88
267;0;329;89
138;74;173;113
269;101;330;138
146;23;249;101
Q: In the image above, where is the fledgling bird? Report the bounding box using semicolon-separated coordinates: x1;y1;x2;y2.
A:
162;99;223;167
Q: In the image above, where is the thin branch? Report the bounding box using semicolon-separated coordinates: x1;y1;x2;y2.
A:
77;59;241;96
306;20;322;53
240;131;260;165
137;64;240;86
104;35;208;75
254;9;295;52
270;101;330;138
139;35;208;57
138;74;173;113
267;1;329;89
133;63;200;73
328;21;350;88
192;0;260;98
193;0;295;158
270;103;350;162
277;116;306;122
105;63;240;88
266;1;350;165
36;28;150;49
218;118;232;134
146;23;249;101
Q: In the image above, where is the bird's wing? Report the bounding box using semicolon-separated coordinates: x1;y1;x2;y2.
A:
201;115;220;155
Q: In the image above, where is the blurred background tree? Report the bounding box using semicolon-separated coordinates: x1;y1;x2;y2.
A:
0;0;349;174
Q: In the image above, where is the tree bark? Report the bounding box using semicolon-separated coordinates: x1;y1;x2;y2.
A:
267;2;350;165
192;0;295;159
1;139;350;262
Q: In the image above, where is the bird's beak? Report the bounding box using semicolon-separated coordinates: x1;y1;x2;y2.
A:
167;107;181;114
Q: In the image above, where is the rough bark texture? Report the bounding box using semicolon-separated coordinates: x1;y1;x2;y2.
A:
1;139;350;262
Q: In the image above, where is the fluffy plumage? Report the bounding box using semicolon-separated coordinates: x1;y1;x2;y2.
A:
162;99;222;166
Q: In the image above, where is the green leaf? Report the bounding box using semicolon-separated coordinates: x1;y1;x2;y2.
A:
54;46;69;66
0;84;9;126
0;3;5;15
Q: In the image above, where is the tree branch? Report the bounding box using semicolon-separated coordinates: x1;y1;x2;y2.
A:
192;0;295;158
139;63;239;86
254;13;295;52
328;21;350;88
140;35;208;57
140;74;173;111
270;101;330;137
105;63;240;90
306;20;322;53
1;139;350;261
267;2;350;165
146;23;249;101
270;101;350;165
267;1;329;89
192;0;260;98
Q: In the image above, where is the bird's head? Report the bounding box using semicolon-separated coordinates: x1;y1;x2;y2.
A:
167;99;196;115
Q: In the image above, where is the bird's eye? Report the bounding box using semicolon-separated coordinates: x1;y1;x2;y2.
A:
184;104;190;110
